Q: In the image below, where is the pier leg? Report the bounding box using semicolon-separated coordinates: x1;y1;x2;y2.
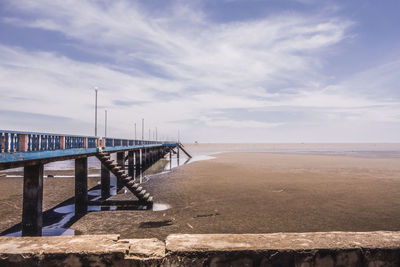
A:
148;148;151;166
135;150;140;182
117;152;125;169
128;150;134;177
177;146;180;166
22;163;44;236
135;150;140;169
169;148;172;169
142;149;147;168
139;149;143;169
116;152;124;189
101;163;110;199
75;157;88;215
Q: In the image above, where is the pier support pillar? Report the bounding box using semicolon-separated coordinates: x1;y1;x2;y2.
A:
142;149;147;168
139;149;143;169
22;163;44;236
116;152;124;189
75;157;88;215
135;150;140;168
128;150;134;177
150;148;154;164
101;163;110;199
177;146;180;166
117;152;125;169
169;148;172;169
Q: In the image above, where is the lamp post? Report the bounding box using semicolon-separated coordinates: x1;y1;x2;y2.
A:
94;87;98;136
142;118;144;141
104;109;107;138
134;123;137;140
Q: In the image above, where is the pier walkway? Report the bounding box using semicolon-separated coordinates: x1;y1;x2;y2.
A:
0;130;190;236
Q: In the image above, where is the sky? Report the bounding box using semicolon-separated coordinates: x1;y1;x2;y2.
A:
0;0;399;143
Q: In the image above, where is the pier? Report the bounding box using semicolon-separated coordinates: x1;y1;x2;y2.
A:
0;130;190;236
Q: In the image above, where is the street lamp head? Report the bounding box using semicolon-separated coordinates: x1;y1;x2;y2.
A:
94;86;98;92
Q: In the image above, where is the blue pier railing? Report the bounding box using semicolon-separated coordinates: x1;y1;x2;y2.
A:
0;130;174;155
0;130;177;167
88;137;97;148
0;132;20;153
105;138;113;147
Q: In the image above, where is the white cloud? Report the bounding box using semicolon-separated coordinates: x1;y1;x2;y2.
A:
199;116;284;128
0;0;399;141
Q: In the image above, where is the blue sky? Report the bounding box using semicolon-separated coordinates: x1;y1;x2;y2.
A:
0;0;399;142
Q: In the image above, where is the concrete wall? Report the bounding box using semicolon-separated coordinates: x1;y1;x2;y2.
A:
0;232;399;266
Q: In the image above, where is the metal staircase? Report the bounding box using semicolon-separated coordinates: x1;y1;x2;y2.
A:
96;152;153;205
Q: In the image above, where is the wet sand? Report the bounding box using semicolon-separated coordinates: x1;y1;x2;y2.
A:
1;144;400;240
71;151;400;241
0;177;100;234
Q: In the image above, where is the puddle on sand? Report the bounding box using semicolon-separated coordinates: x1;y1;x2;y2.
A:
152;203;171;211
53;204;115;213
139;220;173;228
4;228;75;237
162;153;215;173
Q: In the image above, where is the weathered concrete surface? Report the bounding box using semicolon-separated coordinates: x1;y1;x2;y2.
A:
0;234;163;266
166;232;400;251
165;232;400;266
122;238;165;259
1;232;400;266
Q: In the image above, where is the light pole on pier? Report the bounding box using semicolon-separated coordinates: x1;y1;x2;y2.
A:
104;109;107;138
156;127;158;141
94;87;98;136
134;123;137;140
142;119;144;141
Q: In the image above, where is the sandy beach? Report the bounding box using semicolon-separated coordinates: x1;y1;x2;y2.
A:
1;144;400;240
71;147;400;240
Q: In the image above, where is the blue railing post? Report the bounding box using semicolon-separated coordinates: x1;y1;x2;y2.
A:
4;133;9;152
31;135;35;151
16;134;20;152
10;133;14;152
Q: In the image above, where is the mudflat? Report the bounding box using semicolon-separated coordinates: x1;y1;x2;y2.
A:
0;175;100;234
69;151;400;241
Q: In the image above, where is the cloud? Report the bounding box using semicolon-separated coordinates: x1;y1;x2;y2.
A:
2;0;350;94
198;116;284;128
113;100;149;107
0;0;399;141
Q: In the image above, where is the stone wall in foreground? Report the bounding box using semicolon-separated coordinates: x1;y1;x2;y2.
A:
0;231;399;266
